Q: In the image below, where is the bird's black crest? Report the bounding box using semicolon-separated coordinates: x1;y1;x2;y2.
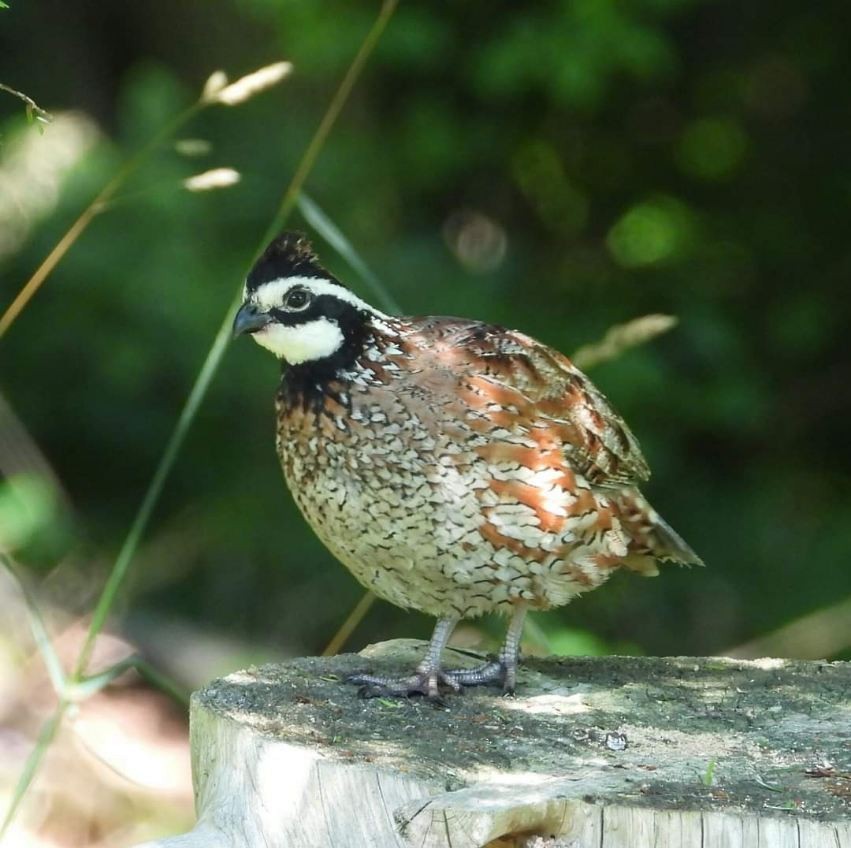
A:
246;231;342;291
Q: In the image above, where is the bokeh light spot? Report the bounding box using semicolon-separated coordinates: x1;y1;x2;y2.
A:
606;196;693;268
0;474;58;552
676;117;748;181
443;209;508;274
0;112;100;260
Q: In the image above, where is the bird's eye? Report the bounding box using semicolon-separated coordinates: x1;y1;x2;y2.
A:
284;288;311;310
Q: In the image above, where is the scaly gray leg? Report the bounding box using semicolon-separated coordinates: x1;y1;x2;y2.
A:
445;604;527;694
348;616;461;700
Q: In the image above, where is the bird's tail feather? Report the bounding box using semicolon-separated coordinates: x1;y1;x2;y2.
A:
648;512;705;566
616;489;704;567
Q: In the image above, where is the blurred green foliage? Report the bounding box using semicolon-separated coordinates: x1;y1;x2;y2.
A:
1;0;849;664
0;475;60;552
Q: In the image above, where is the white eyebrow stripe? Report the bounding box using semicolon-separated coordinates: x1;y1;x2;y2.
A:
249;276;390;318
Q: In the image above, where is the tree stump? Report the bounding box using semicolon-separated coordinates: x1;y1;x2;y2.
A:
138;639;851;848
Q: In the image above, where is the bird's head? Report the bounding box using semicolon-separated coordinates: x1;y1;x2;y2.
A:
232;232;385;366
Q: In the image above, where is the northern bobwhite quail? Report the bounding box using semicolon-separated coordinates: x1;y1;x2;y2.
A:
233;232;702;699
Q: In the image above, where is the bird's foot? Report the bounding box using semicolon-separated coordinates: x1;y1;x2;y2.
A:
347;668;462;702
444;658;517;695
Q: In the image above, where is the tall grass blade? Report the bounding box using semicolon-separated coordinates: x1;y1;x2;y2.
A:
261;0;398;242
126;656;190;708
72;303;238;678
70;656;189;707
298;193;402;314
0;554;66;696
73;0;398;677
322;591;377;657
0;707;63;839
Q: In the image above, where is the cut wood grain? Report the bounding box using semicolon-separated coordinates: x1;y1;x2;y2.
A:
135;639;851;848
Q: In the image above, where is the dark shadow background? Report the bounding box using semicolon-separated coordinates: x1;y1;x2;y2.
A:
1;0;850;681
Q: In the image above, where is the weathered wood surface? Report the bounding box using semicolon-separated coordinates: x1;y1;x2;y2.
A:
138;639;851;848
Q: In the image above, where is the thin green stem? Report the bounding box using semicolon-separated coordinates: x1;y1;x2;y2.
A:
72;303;235;677
0;704;65;838
127;656;190;708
263;0;398;243
0;554;66;696
71;656;189;708
322;591;377;656
298;192;402;313
0;81;52;124
73;0;398;679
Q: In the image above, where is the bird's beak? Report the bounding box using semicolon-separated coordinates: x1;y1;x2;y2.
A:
232;302;272;339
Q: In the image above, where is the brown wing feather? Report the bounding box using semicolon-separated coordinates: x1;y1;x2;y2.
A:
501;331;650;486
407;317;650;488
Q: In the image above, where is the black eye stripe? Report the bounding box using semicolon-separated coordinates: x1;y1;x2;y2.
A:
269;291;366;326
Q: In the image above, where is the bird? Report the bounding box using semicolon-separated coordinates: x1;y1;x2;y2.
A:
233;231;702;700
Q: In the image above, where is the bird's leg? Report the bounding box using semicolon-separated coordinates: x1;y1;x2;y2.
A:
445;604;527;694
348;616;462;700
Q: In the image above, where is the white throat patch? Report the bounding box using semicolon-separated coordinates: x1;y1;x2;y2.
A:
252;317;344;363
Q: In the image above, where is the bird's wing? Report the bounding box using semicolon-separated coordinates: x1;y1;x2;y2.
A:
403;316;651;487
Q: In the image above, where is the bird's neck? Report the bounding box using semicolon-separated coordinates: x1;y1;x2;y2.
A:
278;316;397;411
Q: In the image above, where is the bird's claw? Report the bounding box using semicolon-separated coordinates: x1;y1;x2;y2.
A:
443;658;516;693
347;669;462;702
